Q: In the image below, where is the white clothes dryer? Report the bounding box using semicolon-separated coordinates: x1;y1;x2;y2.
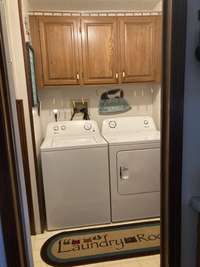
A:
102;116;160;222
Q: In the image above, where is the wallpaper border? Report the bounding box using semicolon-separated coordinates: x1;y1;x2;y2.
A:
28;10;162;17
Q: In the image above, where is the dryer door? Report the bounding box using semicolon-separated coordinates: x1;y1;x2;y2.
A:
117;148;160;195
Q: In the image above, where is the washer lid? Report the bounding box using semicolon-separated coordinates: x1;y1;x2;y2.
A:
41;135;107;151
41;120;107;151
52;136;97;147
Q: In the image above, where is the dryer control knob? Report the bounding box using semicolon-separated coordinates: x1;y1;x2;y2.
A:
84;123;92;131
109;121;117;129
144;120;150;128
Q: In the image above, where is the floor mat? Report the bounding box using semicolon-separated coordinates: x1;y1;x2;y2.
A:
41;221;160;266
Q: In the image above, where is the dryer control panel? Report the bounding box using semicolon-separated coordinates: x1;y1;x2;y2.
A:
102;116;157;135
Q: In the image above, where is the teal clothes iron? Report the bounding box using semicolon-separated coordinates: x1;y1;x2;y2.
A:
99;89;131;115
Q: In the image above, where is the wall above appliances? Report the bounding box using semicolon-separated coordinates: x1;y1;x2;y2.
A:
29;15;162;88
38;84;160;137
28;0;161;12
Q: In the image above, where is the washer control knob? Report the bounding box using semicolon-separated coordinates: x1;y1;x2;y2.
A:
53;126;59;131
61;125;66;130
109;121;117;129
84;123;92;131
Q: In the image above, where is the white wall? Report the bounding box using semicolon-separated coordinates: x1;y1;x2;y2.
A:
181;0;200;266
4;0;41;233
152;87;161;130
21;0;30;41
153;1;162;11
39;83;160;137
28;0;161;11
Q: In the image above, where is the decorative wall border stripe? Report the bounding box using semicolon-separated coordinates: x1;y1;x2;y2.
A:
28;10;162;17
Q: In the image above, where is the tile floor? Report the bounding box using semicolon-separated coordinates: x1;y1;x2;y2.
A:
31;219;160;267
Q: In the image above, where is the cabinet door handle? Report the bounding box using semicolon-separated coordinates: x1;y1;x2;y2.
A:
120;166;129;180
115;73;119;80
122;71;126;78
76;73;80;81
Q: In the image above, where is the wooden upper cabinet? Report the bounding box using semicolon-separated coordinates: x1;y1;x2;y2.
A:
81;17;119;84
155;16;162;83
119;16;161;83
30;15;162;88
37;17;81;86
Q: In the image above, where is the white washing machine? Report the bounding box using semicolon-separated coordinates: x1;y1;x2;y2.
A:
102;116;160;222
41;120;111;230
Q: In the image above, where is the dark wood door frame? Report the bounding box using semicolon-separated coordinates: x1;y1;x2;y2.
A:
0;19;30;267
0;0;187;267
161;0;187;266
16;99;36;235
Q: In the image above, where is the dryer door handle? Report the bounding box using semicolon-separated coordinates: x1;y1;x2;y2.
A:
120;166;129;180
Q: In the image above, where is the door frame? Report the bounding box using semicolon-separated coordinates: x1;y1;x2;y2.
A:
161;0;187;266
0;17;31;267
0;0;187;267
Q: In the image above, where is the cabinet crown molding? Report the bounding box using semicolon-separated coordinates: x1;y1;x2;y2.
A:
28;10;162;17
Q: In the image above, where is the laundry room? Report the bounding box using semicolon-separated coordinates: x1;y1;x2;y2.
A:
7;0;163;266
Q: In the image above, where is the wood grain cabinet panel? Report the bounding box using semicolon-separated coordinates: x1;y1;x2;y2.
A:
119;16;161;83
39;17;81;86
30;15;162;88
81;18;119;84
155;16;163;83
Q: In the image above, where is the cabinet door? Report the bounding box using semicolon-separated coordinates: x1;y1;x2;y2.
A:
39;17;81;86
81;17;119;84
120;16;159;83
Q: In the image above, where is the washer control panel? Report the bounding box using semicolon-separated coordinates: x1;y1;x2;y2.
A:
47;121;99;137
53;125;67;135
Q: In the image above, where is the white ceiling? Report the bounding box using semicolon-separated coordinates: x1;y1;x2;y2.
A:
28;0;161;11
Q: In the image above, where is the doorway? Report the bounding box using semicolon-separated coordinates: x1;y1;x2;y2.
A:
0;0;186;266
